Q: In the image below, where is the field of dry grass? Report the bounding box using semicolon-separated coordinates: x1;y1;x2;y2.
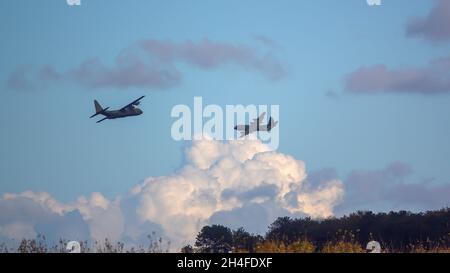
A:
2;235;449;253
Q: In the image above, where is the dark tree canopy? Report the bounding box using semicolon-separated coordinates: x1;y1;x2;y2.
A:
265;208;450;250
232;227;263;253
194;225;233;253
193;208;450;253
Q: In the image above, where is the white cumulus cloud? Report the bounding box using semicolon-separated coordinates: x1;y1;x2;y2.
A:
119;138;343;247
0;139;344;250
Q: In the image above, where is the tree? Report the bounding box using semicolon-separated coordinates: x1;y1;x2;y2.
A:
180;244;194;253
232;227;263;253
265;208;450;251
194;225;233;253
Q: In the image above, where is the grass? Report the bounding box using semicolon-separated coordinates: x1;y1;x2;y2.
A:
0;232;448;253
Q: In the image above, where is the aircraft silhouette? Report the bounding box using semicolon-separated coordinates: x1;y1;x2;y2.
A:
234;112;278;137
90;96;145;123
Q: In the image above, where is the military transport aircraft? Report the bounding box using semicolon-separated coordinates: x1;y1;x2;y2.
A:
90;96;145;123
234;112;278;137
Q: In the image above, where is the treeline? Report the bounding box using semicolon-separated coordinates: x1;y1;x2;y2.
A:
1;208;449;253
186;208;450;253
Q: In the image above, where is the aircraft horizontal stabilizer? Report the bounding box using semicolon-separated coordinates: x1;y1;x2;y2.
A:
96;117;108;123
90;107;110;118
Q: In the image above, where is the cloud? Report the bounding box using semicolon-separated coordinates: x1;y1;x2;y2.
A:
6;67;35;91
140;39;285;79
406;0;450;43
68;57;182;90
129;138;343;247
336;162;450;215
0;192;89;244
6;38;285;91
344;56;450;94
0;139;342;250
343;1;450;96
2;143;449;250
209;202;284;235
0;191;122;244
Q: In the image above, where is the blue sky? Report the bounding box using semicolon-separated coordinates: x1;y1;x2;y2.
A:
1;1;450;244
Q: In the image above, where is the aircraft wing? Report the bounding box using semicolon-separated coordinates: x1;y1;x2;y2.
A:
96;117;108;123
119;96;145;111
249;112;266;128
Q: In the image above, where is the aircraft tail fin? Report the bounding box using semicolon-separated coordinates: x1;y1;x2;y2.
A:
94;100;103;113
90;100;109;118
267;117;278;131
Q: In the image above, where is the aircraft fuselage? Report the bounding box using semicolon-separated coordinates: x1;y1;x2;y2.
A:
103;108;143;119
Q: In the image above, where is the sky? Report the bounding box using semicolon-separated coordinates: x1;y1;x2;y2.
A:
0;0;450;249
